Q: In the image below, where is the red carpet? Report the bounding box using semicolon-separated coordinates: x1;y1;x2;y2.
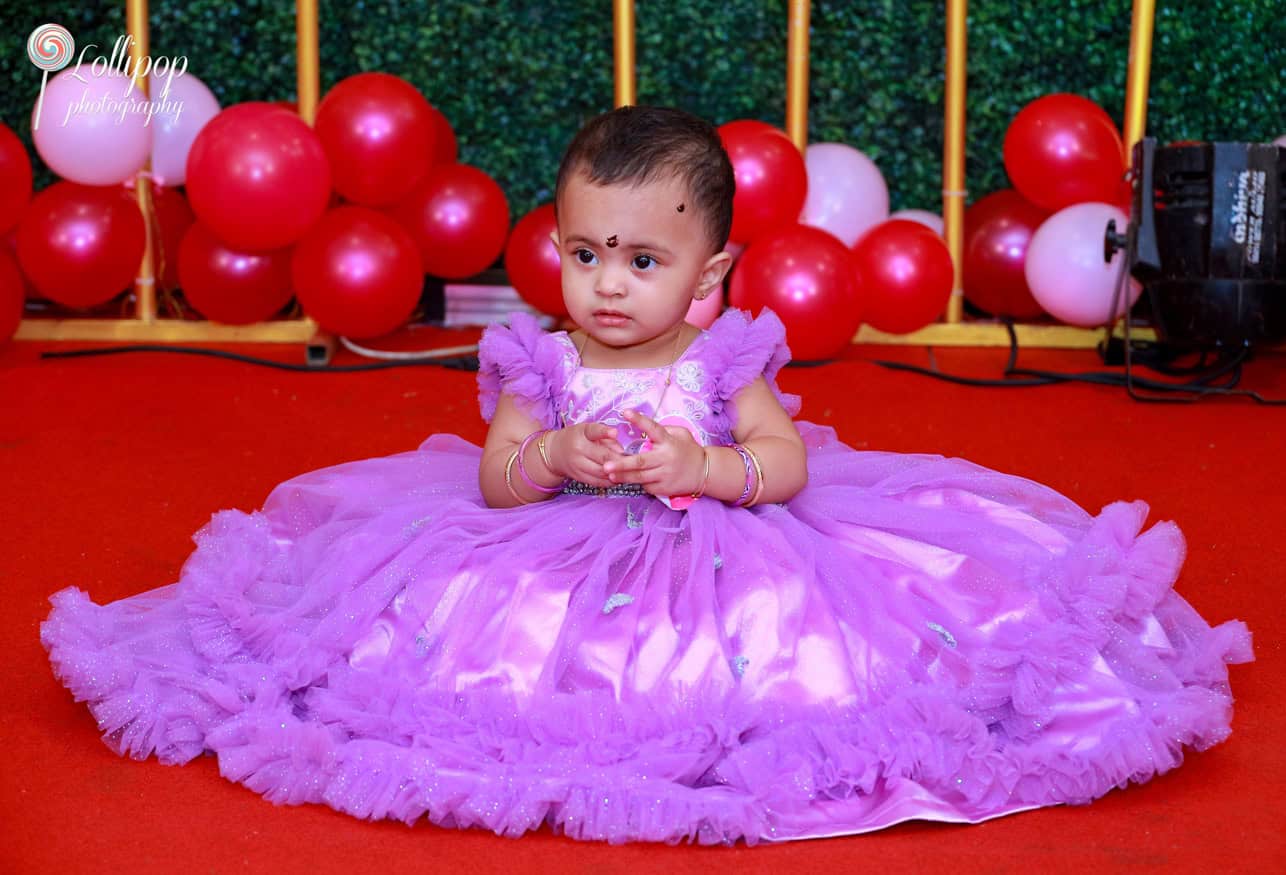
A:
3;328;1283;872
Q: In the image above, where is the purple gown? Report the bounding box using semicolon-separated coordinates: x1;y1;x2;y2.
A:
41;308;1254;845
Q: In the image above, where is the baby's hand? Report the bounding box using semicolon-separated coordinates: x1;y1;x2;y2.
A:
545;423;628;488
603;409;705;499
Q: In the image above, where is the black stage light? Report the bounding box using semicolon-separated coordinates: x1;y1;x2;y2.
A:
1105;137;1284;352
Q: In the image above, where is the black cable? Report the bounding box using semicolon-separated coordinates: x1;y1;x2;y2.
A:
30;276;1285;403
39;343;481;372
869;229;1285;405
1113;225;1284;405
870;323;1282;403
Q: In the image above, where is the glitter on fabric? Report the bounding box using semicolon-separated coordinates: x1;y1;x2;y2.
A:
40;307;1254;848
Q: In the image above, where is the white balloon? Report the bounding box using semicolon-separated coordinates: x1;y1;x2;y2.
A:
1273;134;1286;148
889;209;944;237
148;71;221;186
798;143;888;246
1025;202;1142;327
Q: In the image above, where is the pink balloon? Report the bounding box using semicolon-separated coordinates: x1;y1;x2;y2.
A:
799;143;888;246
1025;202;1141;327
889;209;944;237
1274;134;1286;147
148;72;221;186
685;291;722;329
31;69;152;186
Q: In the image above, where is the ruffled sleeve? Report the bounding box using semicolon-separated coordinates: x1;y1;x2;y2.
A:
476;311;568;427
702;307;802;430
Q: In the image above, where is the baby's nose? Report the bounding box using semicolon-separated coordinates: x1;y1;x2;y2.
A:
596;276;627;296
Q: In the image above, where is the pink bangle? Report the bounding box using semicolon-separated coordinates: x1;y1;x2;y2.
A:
731;443;755;506
516;430;565;494
742;443;766;508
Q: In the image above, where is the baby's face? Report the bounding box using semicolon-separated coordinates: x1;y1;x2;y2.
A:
554;170;724;355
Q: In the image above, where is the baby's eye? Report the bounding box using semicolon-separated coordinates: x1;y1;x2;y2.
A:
632;254;657;271
575;248;598;265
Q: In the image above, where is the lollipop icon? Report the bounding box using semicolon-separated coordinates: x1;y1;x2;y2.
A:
28;23;75;130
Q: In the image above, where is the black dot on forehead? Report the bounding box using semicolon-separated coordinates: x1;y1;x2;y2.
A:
676;203;685;212
606;234;618;247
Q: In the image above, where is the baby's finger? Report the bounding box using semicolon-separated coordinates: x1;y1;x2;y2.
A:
590;433;627;453
584;422;617;443
573;466;614;487
607;460;660;484
608;467;647;484
623;409;668;445
605;452;651;473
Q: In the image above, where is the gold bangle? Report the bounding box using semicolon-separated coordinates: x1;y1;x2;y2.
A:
743;443;766;508
691;448;711;499
504;449;533;505
537;429;556;474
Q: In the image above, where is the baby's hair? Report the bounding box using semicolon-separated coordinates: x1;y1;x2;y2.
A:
554;105;736;254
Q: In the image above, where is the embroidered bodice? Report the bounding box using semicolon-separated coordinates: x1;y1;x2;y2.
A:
477;308;802;449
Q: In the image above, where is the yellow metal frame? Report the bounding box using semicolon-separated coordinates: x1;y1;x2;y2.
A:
14;0;330;356
778;0;1156;348
18;0;1160;351
613;0;635;108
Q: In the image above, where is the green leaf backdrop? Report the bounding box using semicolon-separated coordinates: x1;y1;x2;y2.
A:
2;0;1283;220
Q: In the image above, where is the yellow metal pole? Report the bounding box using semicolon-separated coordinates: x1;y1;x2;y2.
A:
942;0;967;323
296;0;319;123
125;0;156;323
1122;0;1156;164
613;0;635;107
294;0;329;359
786;0;810;153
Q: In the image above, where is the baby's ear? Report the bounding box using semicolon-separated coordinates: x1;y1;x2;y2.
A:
548;230;560;248
695;250;734;299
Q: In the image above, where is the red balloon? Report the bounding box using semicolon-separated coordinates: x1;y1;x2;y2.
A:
385;163;509;279
963;189;1049;319
718;120;808;245
851;220;954;334
1;227;35;302
427;103;458;164
728;223;861;361
178;222;294;325
186;103;332;252
291;206;422;338
1003;93;1126;211
16;182;145;308
151;184;195;293
718;119;785;140
315;72;437;207
504;204;565;318
0;122;32;235
0;248;23;344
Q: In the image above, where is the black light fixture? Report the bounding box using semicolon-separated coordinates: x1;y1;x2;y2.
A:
1105;137;1285;352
